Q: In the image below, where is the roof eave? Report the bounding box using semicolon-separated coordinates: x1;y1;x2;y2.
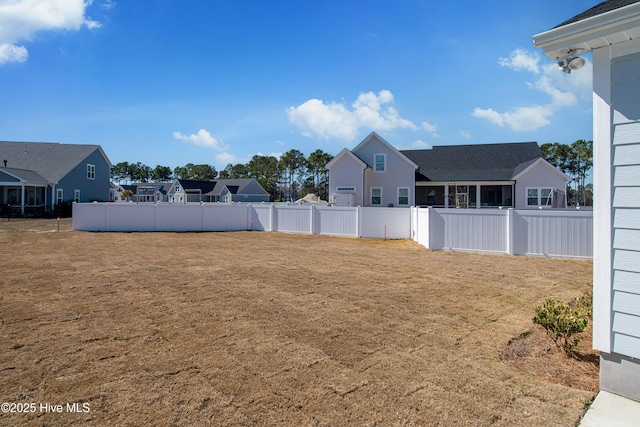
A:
533;2;640;60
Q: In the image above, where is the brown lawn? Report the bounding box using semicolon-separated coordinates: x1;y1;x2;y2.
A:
0;218;596;426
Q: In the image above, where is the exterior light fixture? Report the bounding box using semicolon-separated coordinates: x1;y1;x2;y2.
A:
557;49;586;73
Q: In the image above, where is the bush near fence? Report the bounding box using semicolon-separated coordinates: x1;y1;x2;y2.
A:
73;203;592;259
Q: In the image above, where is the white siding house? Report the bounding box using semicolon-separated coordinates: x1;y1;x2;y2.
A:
534;0;640;404
327;132;417;207
329;133;568;209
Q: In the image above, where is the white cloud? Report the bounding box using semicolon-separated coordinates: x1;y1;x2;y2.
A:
0;44;28;64
498;48;540;74
0;0;102;65
215;152;238;165
101;0;117;11
421;121;437;132
173;129;224;150
472;105;553;132
474;48;592;132
459;131;472;139
287;90;417;141
287;99;357;140
411;139;429;148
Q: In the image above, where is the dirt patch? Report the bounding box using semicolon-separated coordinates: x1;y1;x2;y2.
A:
0;219;595;426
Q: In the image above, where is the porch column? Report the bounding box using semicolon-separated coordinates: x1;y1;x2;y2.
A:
20;184;25;215
476;184;481;208
444;185;449;208
511;184;515;208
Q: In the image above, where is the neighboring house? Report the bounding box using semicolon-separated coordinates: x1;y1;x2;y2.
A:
403;142;569;208
326;132;418;207
0;141;112;215
534;0;640;406
327;132;568;208
168;178;270;203
110;182;173;203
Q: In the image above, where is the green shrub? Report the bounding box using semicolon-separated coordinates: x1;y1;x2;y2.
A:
575;290;593;319
533;295;590;353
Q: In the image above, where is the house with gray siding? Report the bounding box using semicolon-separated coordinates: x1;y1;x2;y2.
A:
0;141;112;215
534;0;640;411
168;178;270;203
327;132;417;207
327;132;568;209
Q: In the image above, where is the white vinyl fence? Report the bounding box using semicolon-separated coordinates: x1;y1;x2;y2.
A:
73;203;592;258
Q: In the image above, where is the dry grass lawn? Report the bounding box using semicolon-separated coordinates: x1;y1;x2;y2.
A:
0;218;596;426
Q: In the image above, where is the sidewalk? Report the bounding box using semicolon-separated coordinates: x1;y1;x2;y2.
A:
579;391;640;426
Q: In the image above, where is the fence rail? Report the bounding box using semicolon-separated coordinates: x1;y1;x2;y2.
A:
73;203;592;258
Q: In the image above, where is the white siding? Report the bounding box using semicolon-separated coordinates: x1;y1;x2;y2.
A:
610;52;640;358
514;162;567;208
353;136;415;207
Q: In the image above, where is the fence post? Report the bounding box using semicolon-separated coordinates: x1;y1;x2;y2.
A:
425;206;431;250
105;202;110;232
356;206;361;237
270;203;276;232
506;208;514;255
310;205;315;235
412;206;418;242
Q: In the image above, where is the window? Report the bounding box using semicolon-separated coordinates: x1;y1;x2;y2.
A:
74;189;80;203
398;187;409;205
56;189;63;204
371;187;382;205
87;164;95;180
527;187;553;207
374;153;386;172
541;188;552;206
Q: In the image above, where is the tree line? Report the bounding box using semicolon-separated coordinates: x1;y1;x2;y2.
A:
110;149;334;202
540;140;593;206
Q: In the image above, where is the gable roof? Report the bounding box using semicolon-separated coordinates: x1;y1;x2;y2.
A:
0;141;111;183
176;179;217;194
124;182;174;195
325;148;368;170
352;132;418;170
176;178;269;196
401;142;544;182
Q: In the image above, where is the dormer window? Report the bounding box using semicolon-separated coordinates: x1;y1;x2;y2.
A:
374;153;386;173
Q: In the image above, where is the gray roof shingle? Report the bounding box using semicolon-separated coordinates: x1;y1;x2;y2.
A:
555;0;640;28
0;141;108;183
0;167;48;183
401;142;543;182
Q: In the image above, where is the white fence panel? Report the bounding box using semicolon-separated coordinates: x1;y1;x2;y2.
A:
72;203;592;258
275;205;312;234
314;206;358;236
202;204;249;231
359;207;411;239
250;205;272;231
156;203;203;231
436;209;507;253
72;202;108;231
109;203;156;231
516;209;593;258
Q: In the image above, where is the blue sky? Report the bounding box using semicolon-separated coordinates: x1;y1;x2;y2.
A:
0;0;597;172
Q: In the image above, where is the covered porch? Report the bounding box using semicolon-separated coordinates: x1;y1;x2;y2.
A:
1;184;50;216
415;182;514;208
